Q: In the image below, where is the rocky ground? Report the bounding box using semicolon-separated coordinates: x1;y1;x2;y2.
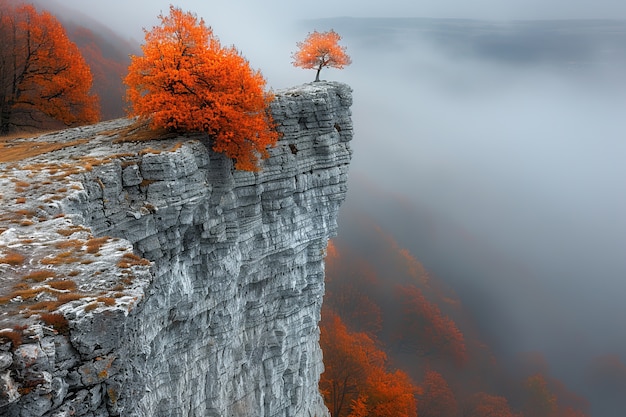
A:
0;82;353;417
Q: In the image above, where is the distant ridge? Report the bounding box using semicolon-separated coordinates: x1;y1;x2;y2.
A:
302;17;626;65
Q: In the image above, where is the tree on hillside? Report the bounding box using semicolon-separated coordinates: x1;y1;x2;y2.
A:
463;392;521;417
319;309;418;417
0;2;99;133
66;24;129;120
292;30;351;82
418;370;459;417
522;374;558;417
394;285;468;366
124;6;279;171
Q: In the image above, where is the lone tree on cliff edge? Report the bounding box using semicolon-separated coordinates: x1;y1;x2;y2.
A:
292;30;351;82
124;6;279;171
0;2;99;134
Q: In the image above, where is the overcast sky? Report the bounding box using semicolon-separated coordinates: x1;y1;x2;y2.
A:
56;0;626;42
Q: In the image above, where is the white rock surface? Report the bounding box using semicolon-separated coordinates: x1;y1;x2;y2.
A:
0;81;353;416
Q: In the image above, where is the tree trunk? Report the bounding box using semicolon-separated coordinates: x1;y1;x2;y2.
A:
0;101;10;135
315;63;323;82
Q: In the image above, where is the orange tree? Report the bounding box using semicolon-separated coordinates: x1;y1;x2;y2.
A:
418;370;459;417
0;2;99;134
463;392;521;417
320;309;418;417
124;6;279;171
394;285;468;367
292;30;351;82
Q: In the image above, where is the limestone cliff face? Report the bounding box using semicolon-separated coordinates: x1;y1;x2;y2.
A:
0;82;352;416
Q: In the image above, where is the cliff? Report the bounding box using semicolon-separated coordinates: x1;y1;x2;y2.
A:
0;82;353;417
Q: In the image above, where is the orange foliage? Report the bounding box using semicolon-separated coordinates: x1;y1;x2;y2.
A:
124;6;279;171
320;309;417;417
0;250;25;265
66;24;128;120
39;312;69;335
0;2;98;133
418;370;458;417
519;373;591;417
395;285;467;366
292;30;351;82
464;392;521;417
523;374;558;417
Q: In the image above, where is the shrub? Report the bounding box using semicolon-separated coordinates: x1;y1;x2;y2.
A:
39;313;69;335
0;330;22;348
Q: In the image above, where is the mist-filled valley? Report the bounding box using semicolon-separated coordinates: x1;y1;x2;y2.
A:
319;17;626;417
3;2;626;415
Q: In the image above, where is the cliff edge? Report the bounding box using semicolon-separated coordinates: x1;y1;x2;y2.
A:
0;82;353;416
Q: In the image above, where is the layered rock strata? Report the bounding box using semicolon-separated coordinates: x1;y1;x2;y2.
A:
0;81;353;416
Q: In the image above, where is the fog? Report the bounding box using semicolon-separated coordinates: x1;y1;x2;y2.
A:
37;1;626;414
333;18;626;415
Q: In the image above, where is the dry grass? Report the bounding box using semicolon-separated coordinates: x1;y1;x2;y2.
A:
55;239;83;250
86;236;109;254
12;180;31;188
28;300;62;312
0;330;22;348
41;251;81;265
57;225;89;237
117;252;151;268
57;293;83;303
10;287;44;300
22;270;56;282
110;119;177;143
0;139;88;163
39;313;69;334
48;280;77;291
0;251;25;265
96;296;116;306
139;147;162;155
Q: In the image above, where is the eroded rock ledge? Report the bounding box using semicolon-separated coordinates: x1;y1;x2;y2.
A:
0;82;353;416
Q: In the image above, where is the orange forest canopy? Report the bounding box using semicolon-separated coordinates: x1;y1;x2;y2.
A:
292;30;351;82
124;5;279;171
0;2;99;134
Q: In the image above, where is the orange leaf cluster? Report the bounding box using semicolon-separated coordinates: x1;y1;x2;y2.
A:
418;370;459;417
320;309;418;417
464;392;521;417
0;2;99;133
124;6;279;171
292;30;351;82
395;285;468;366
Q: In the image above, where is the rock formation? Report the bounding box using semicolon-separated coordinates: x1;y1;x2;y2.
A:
0;81;353;416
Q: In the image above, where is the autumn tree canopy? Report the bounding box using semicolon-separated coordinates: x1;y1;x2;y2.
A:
0;1;99;133
394;285;468;366
418;370;459;417
292;30;351;82
463;392;521;417
124;6;279;171
319;309;418;417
